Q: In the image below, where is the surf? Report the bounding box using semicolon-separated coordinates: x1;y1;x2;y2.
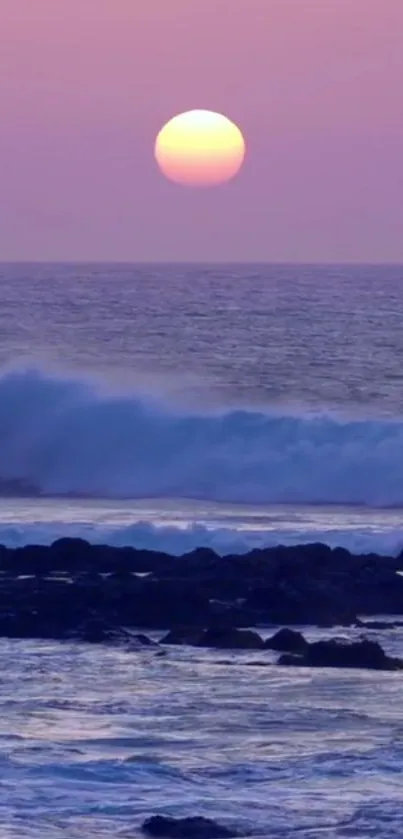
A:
1;368;403;507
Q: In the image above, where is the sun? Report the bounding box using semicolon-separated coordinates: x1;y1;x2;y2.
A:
154;110;246;187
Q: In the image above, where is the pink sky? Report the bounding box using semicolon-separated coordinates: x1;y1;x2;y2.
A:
0;0;402;261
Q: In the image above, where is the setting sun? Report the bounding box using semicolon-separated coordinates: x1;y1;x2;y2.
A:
154;110;246;187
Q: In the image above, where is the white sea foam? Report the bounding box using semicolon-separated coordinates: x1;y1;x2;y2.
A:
0;519;402;557
1;632;403;838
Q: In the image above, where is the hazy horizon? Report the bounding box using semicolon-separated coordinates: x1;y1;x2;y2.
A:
2;260;403;267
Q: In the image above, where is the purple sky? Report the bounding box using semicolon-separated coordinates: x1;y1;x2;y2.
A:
0;0;402;262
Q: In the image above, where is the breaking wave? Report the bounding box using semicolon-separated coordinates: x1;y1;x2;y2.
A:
1;368;403;507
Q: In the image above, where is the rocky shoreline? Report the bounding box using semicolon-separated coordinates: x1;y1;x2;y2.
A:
0;538;402;649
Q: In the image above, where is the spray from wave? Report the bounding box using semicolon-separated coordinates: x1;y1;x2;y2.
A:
0;368;403;506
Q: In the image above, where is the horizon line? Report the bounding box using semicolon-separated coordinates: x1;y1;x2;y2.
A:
1;259;403;268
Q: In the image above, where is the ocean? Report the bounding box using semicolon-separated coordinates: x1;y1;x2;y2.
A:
1;262;403;837
1;262;403;554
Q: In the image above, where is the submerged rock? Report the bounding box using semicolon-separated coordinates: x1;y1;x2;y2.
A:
142;815;237;839
278;638;403;671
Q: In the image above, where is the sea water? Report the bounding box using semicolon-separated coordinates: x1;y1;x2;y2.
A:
1;262;403;836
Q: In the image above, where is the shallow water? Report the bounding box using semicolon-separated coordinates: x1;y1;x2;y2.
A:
1;628;403;838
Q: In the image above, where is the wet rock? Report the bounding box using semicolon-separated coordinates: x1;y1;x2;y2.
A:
161;628;205;646
163;627;265;650
67;620;154;648
1;540;403;644
142;815;237;839
278;638;403;671
264;627;308;653
245;583;357;627
195;627;265;650
132;633;158;646
127;580;212;628
74;619;134;645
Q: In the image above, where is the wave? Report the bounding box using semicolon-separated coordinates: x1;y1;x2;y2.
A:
1;368;403;507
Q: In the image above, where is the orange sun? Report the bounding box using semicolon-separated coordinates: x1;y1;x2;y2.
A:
155;110;246;187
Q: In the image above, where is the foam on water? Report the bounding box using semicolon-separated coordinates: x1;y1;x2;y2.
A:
1;634;403;838
2;368;403;507
1;519;403;557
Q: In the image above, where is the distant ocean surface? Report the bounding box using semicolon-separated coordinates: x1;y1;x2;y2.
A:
1;262;403;553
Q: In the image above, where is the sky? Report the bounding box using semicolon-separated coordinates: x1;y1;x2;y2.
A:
0;0;402;262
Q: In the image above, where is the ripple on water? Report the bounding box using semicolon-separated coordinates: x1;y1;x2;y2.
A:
1;636;403;837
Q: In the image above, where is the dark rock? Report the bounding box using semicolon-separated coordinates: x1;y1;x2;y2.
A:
49;538;94;572
132;633;158;646
161;628;205;646
74;619;133;645
245;582;357;627
142;815;237;839
196;627;265;650
277;654;302;666
265;627;308;653
163;627;264;650
0;540;403;644
278;638;403;671
181;547;219;565
77;623;158;648
125;580;212;628
51;537;92;553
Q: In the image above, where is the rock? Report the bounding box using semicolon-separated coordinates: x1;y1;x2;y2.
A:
73;621;156;648
51;537;92;553
196;627;265;650
142;815;237;839
132;633;158;646
127;580;212;628
264;627;308;653
278;638;403;671
162;627;265;650
74;619;134;645
278;653;303;666
245;583;358;627
1;540;403;644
